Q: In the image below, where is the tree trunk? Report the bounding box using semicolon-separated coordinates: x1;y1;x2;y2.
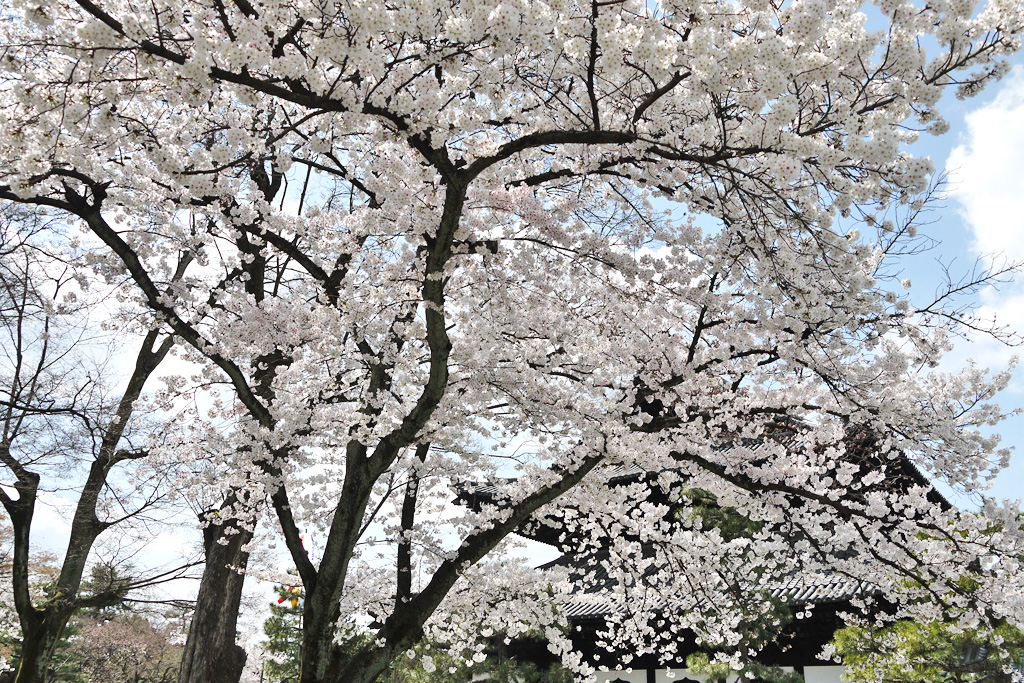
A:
13;613;67;683
177;507;253;683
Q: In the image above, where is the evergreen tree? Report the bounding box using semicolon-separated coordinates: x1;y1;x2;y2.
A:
261;586;305;683
832;620;1024;683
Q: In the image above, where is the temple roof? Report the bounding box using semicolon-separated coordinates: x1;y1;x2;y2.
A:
541;559;870;620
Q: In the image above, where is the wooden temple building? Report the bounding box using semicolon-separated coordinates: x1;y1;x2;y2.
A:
459;426;948;683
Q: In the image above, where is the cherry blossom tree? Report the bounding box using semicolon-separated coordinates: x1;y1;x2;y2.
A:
0;0;1023;682
67;612;183;683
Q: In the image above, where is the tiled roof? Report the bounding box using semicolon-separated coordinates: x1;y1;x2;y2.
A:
767;572;866;605
553;568;870;620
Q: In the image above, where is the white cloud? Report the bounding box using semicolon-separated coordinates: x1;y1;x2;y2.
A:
947;70;1024;262
936;71;1024;383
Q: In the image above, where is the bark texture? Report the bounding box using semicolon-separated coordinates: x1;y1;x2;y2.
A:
177;505;253;683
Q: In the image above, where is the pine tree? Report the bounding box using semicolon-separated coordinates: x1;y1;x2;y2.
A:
261;586;305;683
833;620;1024;683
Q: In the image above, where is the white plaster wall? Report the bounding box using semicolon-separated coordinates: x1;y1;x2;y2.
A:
804;666;845;683
593;669;648;683
655;667;793;683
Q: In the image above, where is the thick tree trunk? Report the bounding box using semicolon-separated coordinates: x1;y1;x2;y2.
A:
177;507;253;683
13;612;68;683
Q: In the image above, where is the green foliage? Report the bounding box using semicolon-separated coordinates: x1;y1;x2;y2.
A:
835;516;1024;683
81;563;133;613
261;586;306;683
832;619;1024;683
681;488;766;542
46;619;86;683
487;658;572;683
0;618;88;683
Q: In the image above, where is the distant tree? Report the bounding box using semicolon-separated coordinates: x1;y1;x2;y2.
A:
0;557;184;683
62;613;182;683
80;563;133;615
0;205;192;682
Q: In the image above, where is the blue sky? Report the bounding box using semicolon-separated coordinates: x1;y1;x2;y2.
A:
902;52;1024;506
